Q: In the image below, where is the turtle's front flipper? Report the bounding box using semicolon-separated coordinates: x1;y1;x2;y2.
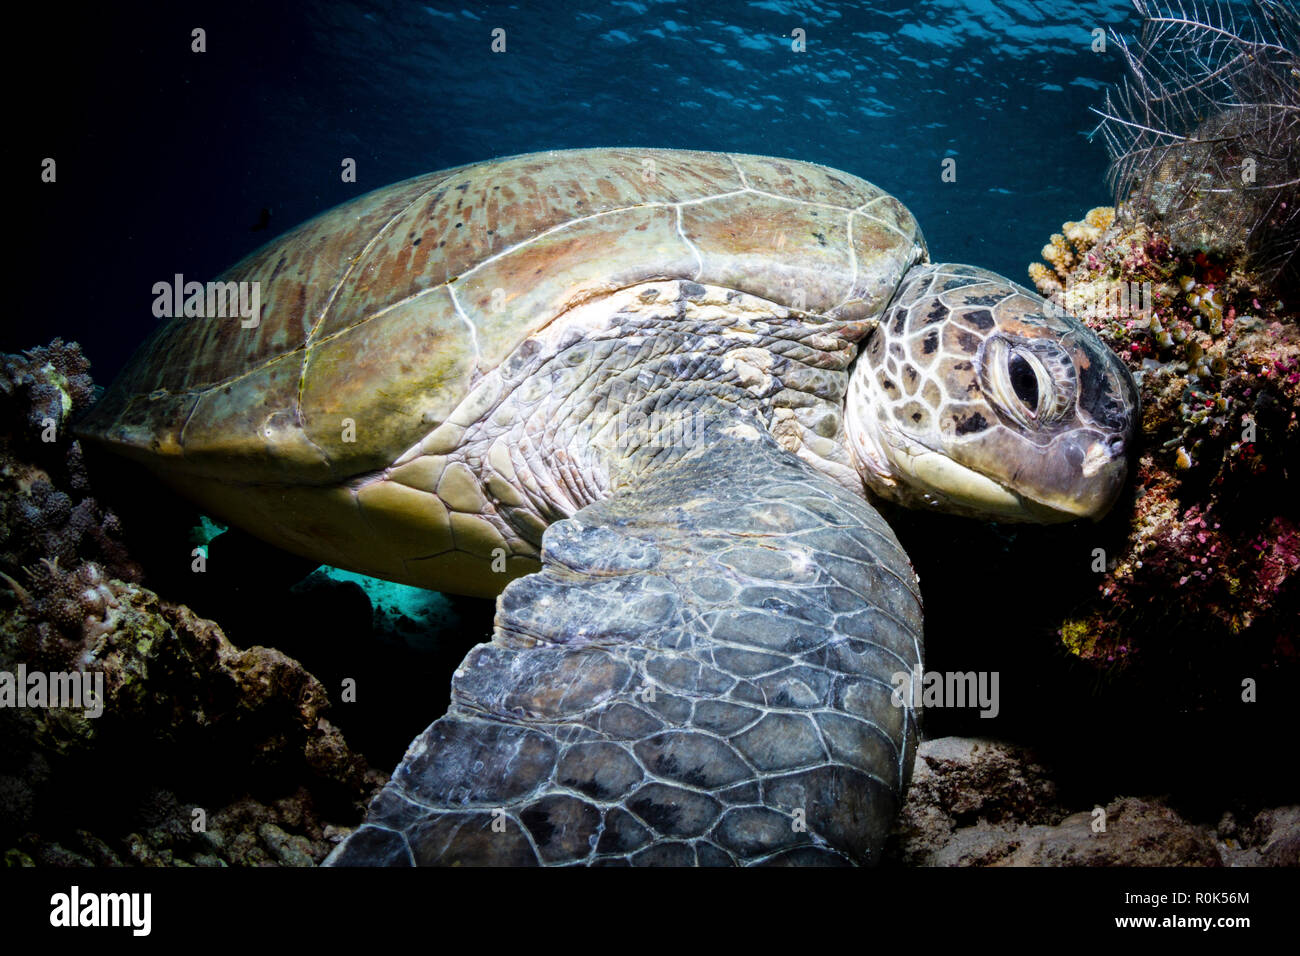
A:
326;424;922;866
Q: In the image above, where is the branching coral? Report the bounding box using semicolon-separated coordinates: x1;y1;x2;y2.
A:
1092;0;1300;291
1029;207;1117;294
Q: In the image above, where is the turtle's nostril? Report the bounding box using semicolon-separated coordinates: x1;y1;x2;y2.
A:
1108;436;1126;456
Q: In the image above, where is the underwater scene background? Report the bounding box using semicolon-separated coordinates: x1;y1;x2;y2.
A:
9;0;1126;376
3;0;1298;870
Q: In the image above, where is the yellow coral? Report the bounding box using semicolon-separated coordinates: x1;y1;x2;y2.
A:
1060;617;1097;657
1063;220;1097;247
1085;206;1116;231
1028;207;1117;297
1063;207;1116;250
1043;232;1073;272
1028;261;1062;295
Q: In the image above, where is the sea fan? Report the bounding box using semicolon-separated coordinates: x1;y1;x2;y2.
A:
1092;0;1300;291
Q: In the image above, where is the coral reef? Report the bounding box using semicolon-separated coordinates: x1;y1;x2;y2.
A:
1029;203;1298;684
0;341;140;584
0;343;379;866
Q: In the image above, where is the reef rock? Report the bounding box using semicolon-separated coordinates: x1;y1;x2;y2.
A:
888;737;1063;866
891;737;1294;867
990;798;1222;868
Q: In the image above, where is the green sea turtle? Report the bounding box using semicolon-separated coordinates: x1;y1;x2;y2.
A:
78;148;1138;866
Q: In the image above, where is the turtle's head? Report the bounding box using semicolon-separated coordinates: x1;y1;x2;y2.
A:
845;263;1139;523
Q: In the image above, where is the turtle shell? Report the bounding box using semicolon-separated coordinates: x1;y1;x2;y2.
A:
79;148;924;486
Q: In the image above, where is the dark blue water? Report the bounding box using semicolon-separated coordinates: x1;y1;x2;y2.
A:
11;0;1144;380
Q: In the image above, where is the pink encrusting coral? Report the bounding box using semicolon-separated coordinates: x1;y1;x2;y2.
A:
1031;208;1300;679
1060;0;1300;677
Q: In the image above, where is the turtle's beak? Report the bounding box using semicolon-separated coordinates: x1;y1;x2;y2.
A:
1021;434;1130;521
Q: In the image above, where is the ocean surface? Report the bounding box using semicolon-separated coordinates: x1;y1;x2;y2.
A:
13;0;1147;379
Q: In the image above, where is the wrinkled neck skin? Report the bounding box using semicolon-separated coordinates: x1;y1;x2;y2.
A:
415;278;870;550
400;264;1135;549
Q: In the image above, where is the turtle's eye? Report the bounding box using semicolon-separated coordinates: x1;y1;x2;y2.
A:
1008;353;1039;411
980;337;1070;427
1002;348;1051;421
